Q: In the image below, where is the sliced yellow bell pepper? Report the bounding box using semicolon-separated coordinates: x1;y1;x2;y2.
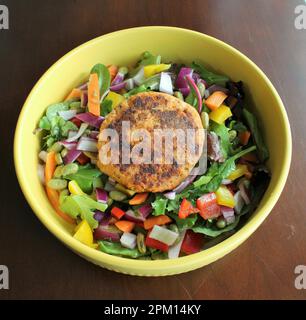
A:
105;91;125;109
68;180;84;195
73;220;98;248
209;105;232;124
227;164;249;181
143;64;171;78
216;185;235;208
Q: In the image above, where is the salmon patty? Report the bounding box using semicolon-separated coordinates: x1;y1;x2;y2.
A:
97;92;204;192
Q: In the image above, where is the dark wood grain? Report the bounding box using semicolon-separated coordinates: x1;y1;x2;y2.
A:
1;0;305;300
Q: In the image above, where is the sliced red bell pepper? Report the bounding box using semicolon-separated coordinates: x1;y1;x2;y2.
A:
77;152;90;165
178;198;200;219
145;231;169;252
111;207;125;220
71;117;82;128
196;192;221;220
181;230;203;255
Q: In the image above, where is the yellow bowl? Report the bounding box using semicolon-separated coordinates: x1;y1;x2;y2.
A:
14;27;291;276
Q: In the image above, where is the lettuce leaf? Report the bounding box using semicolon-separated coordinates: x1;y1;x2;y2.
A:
64;164;102;193
152;195;168;216
60;194;107;229
98;241;145;258
192;216;240;237
243;109;269;162
168;212;198;231
191;62;229;87
91;63;110;97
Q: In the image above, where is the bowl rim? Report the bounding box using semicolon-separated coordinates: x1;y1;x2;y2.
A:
14;26;292;276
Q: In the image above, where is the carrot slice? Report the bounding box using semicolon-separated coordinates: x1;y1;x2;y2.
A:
65;88;82;101
88;73;100;116
45;152;75;224
129;193;149;205
239;131;251;146
115;220;135;233
205;91;228;111
143;215;172;230
108;65;118;81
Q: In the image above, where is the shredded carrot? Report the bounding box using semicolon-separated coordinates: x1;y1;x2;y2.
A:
108;65;118;81
143;215;172;230
65;88;82;101
45;152;75;224
88;73;100;116
205;91;228;111
129;193;149;205
239;130;251;146
115;220;135;233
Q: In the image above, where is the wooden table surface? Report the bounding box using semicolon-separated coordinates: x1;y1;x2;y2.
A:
1;0;305;300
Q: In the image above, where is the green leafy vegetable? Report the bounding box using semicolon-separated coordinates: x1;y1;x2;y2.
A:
91;63;111;97
203;145;256;192
138;51;161;67
60;194;107;229
98;241;145;258
130;51;161;77
191;62;229;87
123;85;148;98
39;116;51;130
240;171;270;216
39;114;78;149
243;109;269;162
100;99;113;116
193;175;212;188
152;195;168;216
61;121;78;137
140;74;161;90
168;212;198;231
210;121;231;158
46;102;70;121
64;164;102;193
192;216;240;237
229;120;248;133
178;145;257;201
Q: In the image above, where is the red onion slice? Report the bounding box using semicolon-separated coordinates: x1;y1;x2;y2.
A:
77;136;98;152
66;123;88;142
63;148;82;164
75;113;104;129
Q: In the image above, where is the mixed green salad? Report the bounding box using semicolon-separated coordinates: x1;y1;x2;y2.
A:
37;51;270;260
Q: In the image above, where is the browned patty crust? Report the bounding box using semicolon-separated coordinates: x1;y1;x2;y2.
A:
97;92;204;192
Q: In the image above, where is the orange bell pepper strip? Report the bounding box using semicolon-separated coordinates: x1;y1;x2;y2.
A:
65;88;82;101
178;198;200;219
205;91;228;111
45;152;75;224
143;215;172;230
88;73;100;116
129;193;149;205
115;220;135;233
